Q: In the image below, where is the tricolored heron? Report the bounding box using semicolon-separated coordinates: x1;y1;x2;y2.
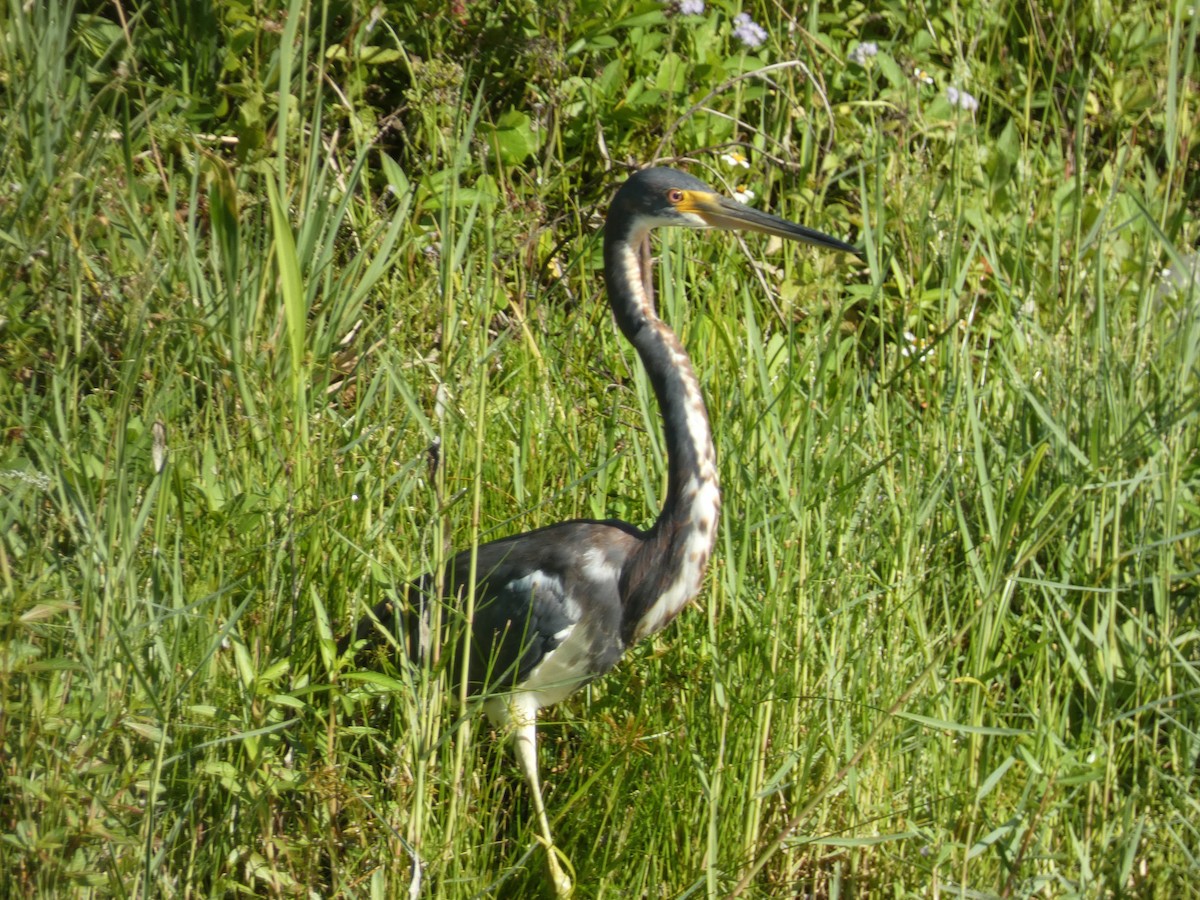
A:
343;167;858;896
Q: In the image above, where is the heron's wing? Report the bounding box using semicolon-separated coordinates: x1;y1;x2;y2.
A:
343;521;637;695
467;563;579;692
451;522;635;694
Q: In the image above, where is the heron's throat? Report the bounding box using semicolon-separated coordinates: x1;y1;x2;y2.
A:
605;235;721;644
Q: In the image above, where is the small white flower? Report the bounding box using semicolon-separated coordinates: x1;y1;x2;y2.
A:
901;330;934;365
1157;250;1200;299
732;185;755;204
720;151;750;169
0;468;52;491
913;66;934;86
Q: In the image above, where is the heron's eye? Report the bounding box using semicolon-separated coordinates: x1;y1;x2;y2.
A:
667;189;684;204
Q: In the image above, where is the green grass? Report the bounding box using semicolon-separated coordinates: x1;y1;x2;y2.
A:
2;0;1198;896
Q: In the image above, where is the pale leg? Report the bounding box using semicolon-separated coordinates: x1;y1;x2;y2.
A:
488;694;574;897
512;719;573;897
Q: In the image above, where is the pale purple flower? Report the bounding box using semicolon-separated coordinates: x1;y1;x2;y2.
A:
849;41;878;66
732;12;768;49
678;0;705;14
946;86;979;112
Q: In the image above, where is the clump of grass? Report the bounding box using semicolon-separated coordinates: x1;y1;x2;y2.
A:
2;1;1197;897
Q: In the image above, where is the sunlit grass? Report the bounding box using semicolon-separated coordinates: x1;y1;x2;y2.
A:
2;1;1197;897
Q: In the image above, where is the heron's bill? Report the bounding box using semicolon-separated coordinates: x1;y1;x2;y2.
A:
681;190;861;256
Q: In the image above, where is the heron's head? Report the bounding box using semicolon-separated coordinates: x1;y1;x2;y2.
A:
610;166;860;256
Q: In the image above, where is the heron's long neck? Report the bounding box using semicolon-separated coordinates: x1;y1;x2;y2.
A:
604;229;721;645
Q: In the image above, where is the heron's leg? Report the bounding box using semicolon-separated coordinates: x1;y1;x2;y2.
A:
512;719;573;897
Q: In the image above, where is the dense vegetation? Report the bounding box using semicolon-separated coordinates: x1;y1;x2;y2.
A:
2;0;1197;896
